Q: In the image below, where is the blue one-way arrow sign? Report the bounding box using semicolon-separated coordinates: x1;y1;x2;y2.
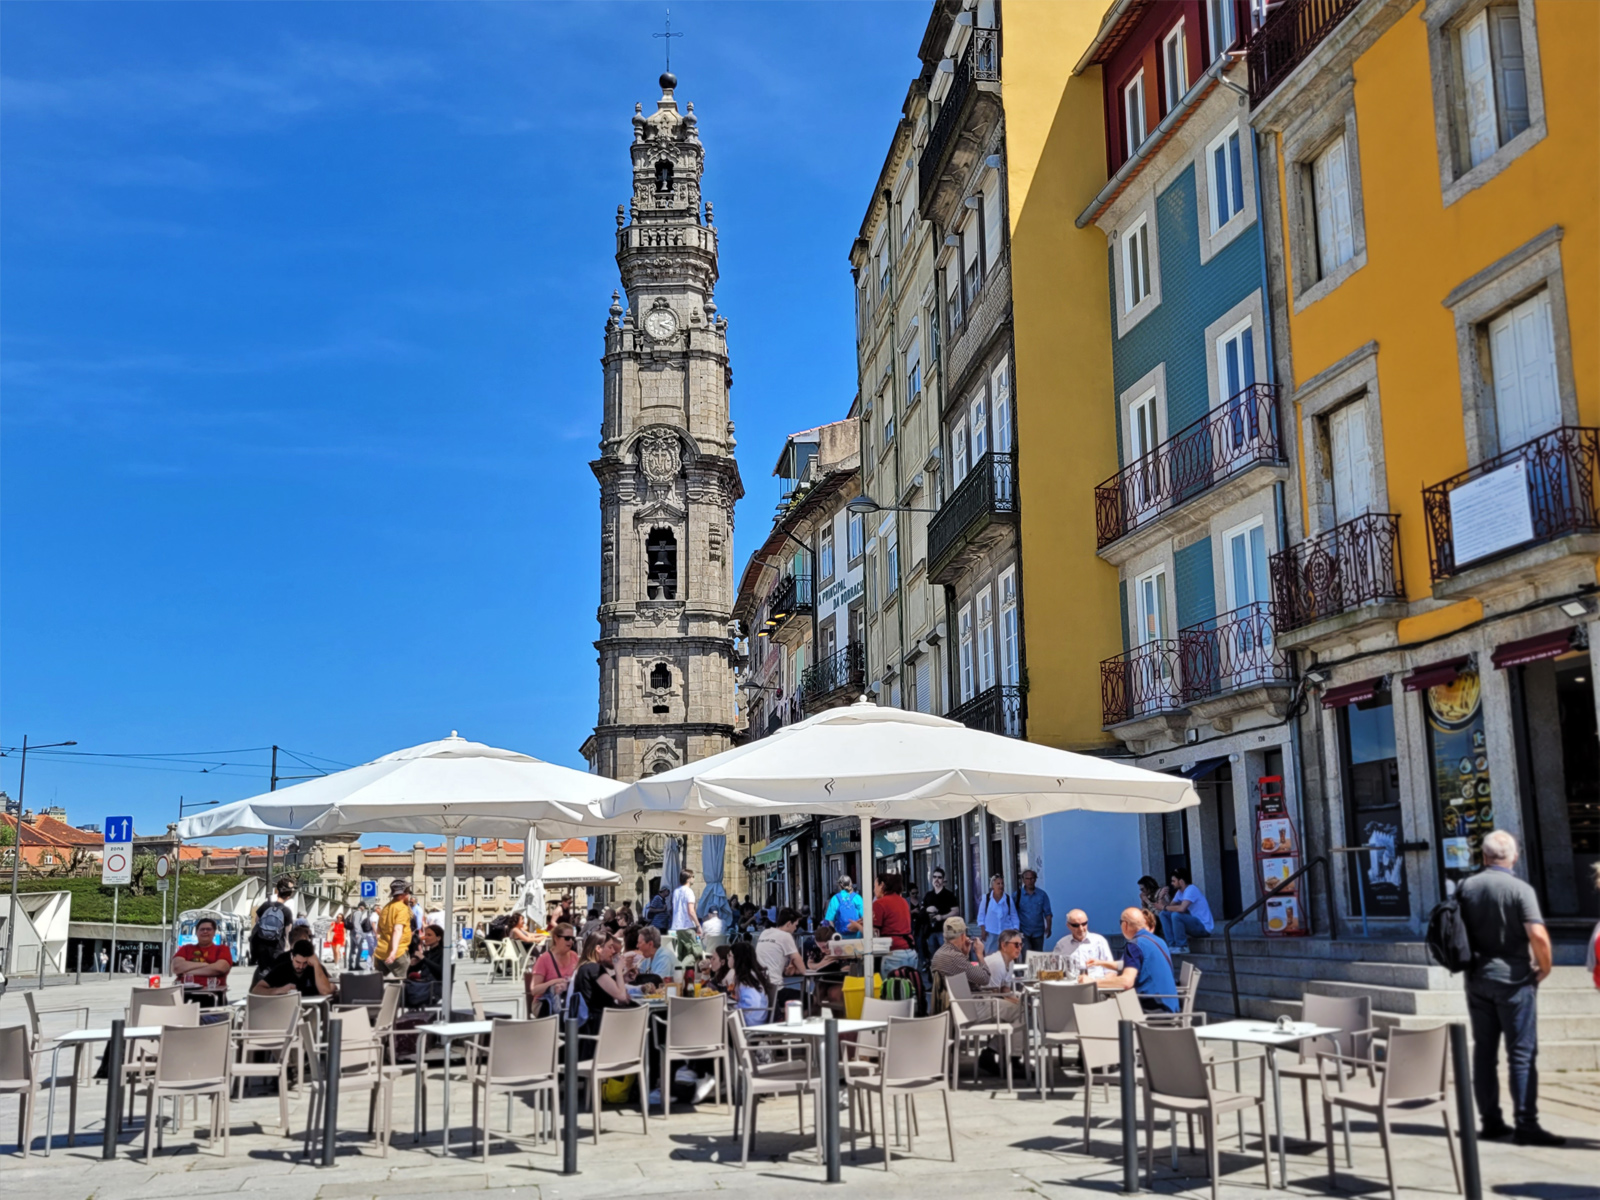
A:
104;815;134;843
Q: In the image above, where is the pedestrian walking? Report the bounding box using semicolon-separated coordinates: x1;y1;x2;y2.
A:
1016;869;1053;952
977;874;1019;954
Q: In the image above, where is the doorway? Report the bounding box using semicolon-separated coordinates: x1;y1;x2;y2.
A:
1511;653;1599;919
1199;765;1242;921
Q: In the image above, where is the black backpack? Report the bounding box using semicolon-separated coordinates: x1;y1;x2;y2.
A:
487;914;514;941
1426;896;1474;973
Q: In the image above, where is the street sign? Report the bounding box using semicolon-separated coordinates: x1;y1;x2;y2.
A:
155;855;169;879
360;879;377;900
102;815;134;886
157;879;168;892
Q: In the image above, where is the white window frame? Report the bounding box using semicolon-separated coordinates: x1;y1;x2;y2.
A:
1163;21;1188;112
1222;517;1270;611
431;877;444;900
1134;566;1169;646
1206;0;1236;60
990;358;1012;454
885;529;900;598
1207;121;1245;233
1126;388;1161;462
1486;288;1561;450
1279;89;1368;312
819;526;835;581
481;876;496;898
456;878;469;901
951;423;969;486
905;349;922;408
1311;134;1356;282
998;567;1019;686
958;603;975;702
1214;315;1257;402
848;512;864;561
1123;215;1152;312
1124;70;1147;156
969;393;989;464
976;586;996;692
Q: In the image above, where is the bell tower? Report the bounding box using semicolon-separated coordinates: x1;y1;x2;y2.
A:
582;73;744;907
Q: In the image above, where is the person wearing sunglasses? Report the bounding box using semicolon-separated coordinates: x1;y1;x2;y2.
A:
526;921;579;1015
1051;908;1113;980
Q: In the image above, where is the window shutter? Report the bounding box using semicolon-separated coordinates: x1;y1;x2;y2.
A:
983;178;1004;270
991;360;1013;452
1229;132;1245;217
1329;402;1373;524
1138;225;1152;299
962;215;980;271
1325;139;1355;269
1459;11;1498;167
1489;290;1561;449
951;425;968;484
970;395;988;461
1249;525;1269;606
1490;6;1529;145
1240;325;1256;389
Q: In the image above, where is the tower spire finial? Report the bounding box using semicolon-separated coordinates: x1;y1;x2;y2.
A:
653;7;683;75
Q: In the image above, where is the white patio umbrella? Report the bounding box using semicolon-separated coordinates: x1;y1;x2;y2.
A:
178;732;723;1016
602;700;1200;979
541;857;623;887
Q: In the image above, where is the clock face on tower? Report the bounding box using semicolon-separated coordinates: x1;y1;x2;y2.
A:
643;308;678;341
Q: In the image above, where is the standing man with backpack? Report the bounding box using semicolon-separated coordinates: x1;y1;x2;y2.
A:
1457;830;1563;1146
250;877;296;967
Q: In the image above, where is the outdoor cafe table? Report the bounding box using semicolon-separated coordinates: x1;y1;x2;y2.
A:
411;1019;492;1156
1195;1018;1341;1188
40;1026;164;1156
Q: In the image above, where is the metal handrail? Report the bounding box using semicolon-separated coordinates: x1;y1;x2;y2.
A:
1223;855;1330;1018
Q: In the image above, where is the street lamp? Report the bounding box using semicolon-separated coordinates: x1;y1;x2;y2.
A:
846;494;939;516
4;736;78;976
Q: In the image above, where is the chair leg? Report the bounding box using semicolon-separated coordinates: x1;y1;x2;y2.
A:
1301;1078;1312;1143
638;1067;649;1135
881;1090;891;1172
1378;1109;1399;1200
1324;1100;1338;1182
142;1091;155;1161
1083;1068;1093;1153
662;1052;672;1119
740;1092;754;1166
1441;1104;1462;1195
942;1090;955;1163
591;1072;601;1146
1260;1102;1272;1189
1144;1097;1156;1187
1205;1113;1220;1200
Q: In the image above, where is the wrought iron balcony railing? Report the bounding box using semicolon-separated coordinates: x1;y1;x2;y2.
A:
1422;426;1600;582
949;683;1024;738
802;642;866;703
1100;641;1185;727
918;27;1000;204
1096;385;1283;549
1270;512;1404;632
766;574;814;632
1177;601;1293;699
1247;0;1360;106
928;451;1017;580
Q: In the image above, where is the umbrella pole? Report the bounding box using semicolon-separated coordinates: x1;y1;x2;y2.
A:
860;814;874;986
441;837;455;1019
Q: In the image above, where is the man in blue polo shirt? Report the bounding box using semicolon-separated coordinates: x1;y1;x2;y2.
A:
1106;907;1178;1012
1015;870;1053;953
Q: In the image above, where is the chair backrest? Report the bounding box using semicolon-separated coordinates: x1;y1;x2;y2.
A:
1075;1000;1123;1072
486;1017;559;1082
881;1013;950;1085
337;972;385;1008
860;997;913;1022
129;986;184;1025
155;1022;231;1085
1177;960;1197;993
942;970;974;1001
594;1004;650;1069
665;994;727;1051
0;1024;34;1084
245;992;302;1035
1112;987;1146;1025
1136;1023;1209;1100
1300;992;1372;1062
146;1004;202;1031
374;982;403;1034
333;1004;381;1074
1177;964;1202;1019
1382;1025;1449;1103
466;979;486;1021
1039;981;1098;1034
22;992;44;1043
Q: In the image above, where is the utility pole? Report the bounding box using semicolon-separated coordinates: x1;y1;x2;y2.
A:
263;745;280;893
4;735;77;976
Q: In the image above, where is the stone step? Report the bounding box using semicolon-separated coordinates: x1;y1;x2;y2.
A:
1193;937;1435;965
1184;951;1444;990
1195;970;1600;1016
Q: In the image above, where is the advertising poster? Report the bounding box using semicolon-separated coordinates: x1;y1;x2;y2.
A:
1426;670;1494;875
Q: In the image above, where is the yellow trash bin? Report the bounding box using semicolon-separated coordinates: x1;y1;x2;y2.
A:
842;973;883;1020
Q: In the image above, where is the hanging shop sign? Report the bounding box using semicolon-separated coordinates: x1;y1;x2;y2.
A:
820;818;859;856
910;821;940;851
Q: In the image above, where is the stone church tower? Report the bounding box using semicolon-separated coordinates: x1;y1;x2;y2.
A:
581;73;744;908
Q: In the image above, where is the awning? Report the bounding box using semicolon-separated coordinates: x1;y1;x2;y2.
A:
1403;657;1471;692
1177;756;1230;780
749;828;804;868
1491;629;1578;670
1321;677;1387;709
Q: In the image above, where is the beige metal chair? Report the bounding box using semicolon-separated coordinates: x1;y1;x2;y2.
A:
574;1006;650;1143
128;986;185;1021
469;1017;560;1161
1074;999;1137;1154
1320;1023;1461;1200
1137;1023;1270;1200
727;1013;821;1167
1036;981;1098;1098
23;991;88;1146
1145;962;1205;1028
232;992;302;1135
847;1013;956;1171
140;1022;233;1161
301;1004;395;1158
1;1025;39;1158
1277;992;1375;1149
658;995;726;1117
949;991;1021;1091
123;1003;200;1129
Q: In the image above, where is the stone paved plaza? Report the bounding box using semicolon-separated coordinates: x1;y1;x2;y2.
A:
4;970;1597;1200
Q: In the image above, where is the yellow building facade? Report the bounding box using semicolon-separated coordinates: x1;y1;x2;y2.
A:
1254;0;1599;933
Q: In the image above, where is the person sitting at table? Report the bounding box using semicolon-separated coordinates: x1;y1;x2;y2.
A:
401;924;447;1008
726;940;772;1026
526;922;579;1015
507;912;540;951
930;916;991;994
757;908;808;1002
801;922;844;1011
1092;907;1179;1013
172;917;234;999
932;917;1025;1075
251;938;335;998
572;931;635;1037
636;925;676;985
984;928;1025;987
702;943;732;991
1052;908;1114;980
847;873;919;973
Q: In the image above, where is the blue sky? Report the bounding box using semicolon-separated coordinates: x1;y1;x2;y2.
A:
1;1;927;839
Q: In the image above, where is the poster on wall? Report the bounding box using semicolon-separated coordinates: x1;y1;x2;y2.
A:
1426;670;1495;875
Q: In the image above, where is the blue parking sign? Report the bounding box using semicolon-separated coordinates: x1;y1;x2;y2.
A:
360;879;377;900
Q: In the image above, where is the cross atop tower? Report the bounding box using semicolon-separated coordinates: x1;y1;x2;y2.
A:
653;8;683;72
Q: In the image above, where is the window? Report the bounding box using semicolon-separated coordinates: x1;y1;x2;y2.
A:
883;412;896;448
998;568;1019;686
431;877;443;900
1163;22;1188;112
866;549;877;607
1135;567;1169;645
976;586;996;691
906;348;922;405
1327;400;1374;525
927;304;940;363
1123;217;1152;311
1487;289;1560;449
982;176;1004;271
969;394;988;463
1124;70;1147;156
901;197;917;247
41;853;55;865
1311;135;1355;281
645;527;678;600
819;527;835;581
944;255;962;330
1224;520;1271;611
878;246;890;298
951;424;969;486
1209;125;1246;230
990;358;1013;453
1127;390;1159;461
650;662;672;690
1457;7;1529;169
1216;317;1256;401
481;877;496;898
885;529;900;598
655;160;673;193
961;213;982;305
847;512;864;560
456;878;469;900
958;603;975;702
1206;0;1236;60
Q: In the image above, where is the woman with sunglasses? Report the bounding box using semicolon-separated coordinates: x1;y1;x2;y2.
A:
526;921;579;1016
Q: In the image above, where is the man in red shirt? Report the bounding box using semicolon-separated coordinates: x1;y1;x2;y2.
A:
173;917;234;1000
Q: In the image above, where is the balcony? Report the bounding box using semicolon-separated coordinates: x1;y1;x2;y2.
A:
1422;426;1600;592
1270;512;1404;635
1247;0;1360;106
1100;602;1294;730
802;642;866;707
766;574;813;634
1096;385;1284;552
918;27;1001;224
949;683;1024;738
929;451;1017;585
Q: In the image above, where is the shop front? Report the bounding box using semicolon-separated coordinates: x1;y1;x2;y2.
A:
819;817;859;895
